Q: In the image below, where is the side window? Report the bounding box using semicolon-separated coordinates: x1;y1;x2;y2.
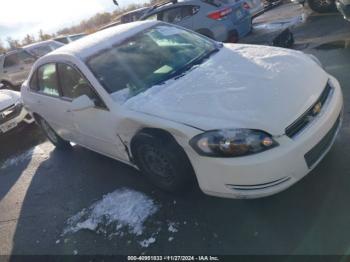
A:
162;7;184;23
4;53;19;68
161;6;197;23
144;13;161;21
55;38;69;44
57;64;105;108
28;46;52;58
37;64;60;97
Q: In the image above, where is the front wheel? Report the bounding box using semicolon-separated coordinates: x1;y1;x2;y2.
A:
39;118;71;149
132;134;195;192
307;0;336;13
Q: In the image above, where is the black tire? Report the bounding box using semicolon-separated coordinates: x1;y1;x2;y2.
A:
307;0;336;13
132;133;195;192
38;117;71;150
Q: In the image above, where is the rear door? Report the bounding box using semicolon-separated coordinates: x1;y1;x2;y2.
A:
27;63;75;141
160;6;196;29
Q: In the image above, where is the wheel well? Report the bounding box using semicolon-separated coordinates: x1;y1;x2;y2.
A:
130;128;186;161
130;128;177;151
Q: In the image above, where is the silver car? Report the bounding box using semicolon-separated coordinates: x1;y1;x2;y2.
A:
0;41;63;90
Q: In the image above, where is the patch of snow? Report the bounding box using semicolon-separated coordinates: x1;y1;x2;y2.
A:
168;222;178;233
55;240;60;244
0;146;45;170
168;237;174;242
73;250;78;255
139;237;156;248
63;188;159;237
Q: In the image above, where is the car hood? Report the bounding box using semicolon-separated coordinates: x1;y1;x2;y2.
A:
0;90;20;110
119;44;329;136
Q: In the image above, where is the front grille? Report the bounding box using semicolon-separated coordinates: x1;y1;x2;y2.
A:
285;82;333;138
304;115;341;169
0;104;22;125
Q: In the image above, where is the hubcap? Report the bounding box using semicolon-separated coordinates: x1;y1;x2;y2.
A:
140;145;175;184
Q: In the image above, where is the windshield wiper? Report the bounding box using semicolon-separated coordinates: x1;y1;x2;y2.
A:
168;47;221;81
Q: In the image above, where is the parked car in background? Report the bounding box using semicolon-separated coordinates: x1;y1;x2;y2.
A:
120;7;152;23
1;41;63;90
22;21;343;198
222;0;264;17
294;0;336;13
0;49;36;90
0;89;34;134
336;0;350;20
140;0;252;42
54;33;87;44
25;40;64;58
100;7;152;31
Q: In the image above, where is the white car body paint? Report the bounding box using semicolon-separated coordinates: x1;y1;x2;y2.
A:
21;21;343;199
0;89;34;134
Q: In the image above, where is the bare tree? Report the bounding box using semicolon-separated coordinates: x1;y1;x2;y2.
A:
22;34;36;46
0;40;6;53
38;29;52;41
6;37;20;50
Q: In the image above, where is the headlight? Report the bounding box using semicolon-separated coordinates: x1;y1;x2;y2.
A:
307;54;322;67
189;129;278;157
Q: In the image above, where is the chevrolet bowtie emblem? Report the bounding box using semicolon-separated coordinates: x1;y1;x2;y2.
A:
312;102;322;115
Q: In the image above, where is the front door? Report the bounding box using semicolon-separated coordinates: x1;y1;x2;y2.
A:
57;63;128;161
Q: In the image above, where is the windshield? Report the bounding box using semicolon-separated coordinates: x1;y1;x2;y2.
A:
87;24;219;101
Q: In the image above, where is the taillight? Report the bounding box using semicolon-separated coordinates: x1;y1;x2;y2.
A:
242;2;250;9
207;7;233;20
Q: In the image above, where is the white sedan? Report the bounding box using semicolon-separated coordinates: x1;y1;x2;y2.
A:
21;21;343;199
0;89;34;134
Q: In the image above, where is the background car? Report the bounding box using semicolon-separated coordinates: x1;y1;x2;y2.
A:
336;0;350;20
120;6;152;23
293;0;336;13
0;49;36;90
0;89;34;134
222;0;264;17
140;0;252;42
0;41;63;90
25;40;64;58
54;33;87;44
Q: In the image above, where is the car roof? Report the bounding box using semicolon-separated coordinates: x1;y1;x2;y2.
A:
54;33;86;39
48;20;160;61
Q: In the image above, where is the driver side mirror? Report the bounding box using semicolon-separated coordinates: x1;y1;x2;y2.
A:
70;95;95;112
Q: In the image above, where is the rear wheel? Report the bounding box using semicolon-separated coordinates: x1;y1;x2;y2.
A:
39;118;71;149
132;133;195;192
307;0;336;13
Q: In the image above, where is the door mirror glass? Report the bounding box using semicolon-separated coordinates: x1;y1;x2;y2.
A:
71;95;95;111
